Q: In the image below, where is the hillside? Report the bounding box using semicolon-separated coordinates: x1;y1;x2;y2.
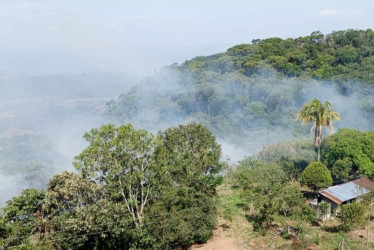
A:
106;29;374;158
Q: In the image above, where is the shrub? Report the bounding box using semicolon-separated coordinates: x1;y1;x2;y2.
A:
337;202;366;231
300;162;332;190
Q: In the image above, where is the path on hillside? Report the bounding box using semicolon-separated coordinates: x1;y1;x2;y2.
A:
190;222;242;250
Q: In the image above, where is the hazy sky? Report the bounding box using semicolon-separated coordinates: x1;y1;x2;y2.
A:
0;0;373;76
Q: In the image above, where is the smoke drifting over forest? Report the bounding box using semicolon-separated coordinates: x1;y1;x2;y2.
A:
1;62;374;206
107;67;374;163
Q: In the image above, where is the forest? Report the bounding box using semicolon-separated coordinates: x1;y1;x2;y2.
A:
2;29;374;249
106;29;374;159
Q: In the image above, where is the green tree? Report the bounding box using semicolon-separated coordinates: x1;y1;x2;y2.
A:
1;189;45;248
154;123;223;195
275;182;305;233
296;99;340;161
148;123;223;247
322;129;374;178
74;124;158;229
145;190;218;249
234;158;286;234
43;171;104;217
337;202;366;231
43;171;133;249
300;162;332;191
70;123;223;249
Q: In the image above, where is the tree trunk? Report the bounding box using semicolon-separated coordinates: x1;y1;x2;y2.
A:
317;146;321;162
315;125;322;161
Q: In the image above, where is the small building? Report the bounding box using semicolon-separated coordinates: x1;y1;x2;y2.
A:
312;178;374;220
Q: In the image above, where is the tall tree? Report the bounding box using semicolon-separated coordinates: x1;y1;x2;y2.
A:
296;99;340;161
154;123;222;195
73;124;157;229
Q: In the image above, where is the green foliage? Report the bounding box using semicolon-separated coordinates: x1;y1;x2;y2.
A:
145;190;218;249
43;171;104;216
322;129;374;178
234;158;289;234
48;199;134;250
256;140;314;181
337;202;366;231
107;29;374;154
145;123;222;248
319;201;330;216
276;157;309;181
182;29;374;83
332;158;352;181
296;98;340;161
0;189;45;248
234;157;286;195
276;183;305;219
299;204;317;223
318;201;331;220
1;123;223;249
74;123;157;229
154;123;223;196
234;158;316;235
300;162;332;190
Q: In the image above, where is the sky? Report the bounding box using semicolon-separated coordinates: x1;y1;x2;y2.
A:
0;0;373;77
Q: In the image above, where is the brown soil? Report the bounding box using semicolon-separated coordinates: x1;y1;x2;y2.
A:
190;223;242;250
348;226;374;243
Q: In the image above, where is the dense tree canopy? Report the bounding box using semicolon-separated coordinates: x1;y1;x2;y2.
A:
106;29;374;151
322;129;374;179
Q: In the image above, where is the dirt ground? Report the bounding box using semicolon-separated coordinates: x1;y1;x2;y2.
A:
190;224;242;250
348;227;374;243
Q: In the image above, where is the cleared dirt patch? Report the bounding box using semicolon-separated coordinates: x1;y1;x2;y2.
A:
190;223;242;250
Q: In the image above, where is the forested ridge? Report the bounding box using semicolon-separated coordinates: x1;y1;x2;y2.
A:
180;29;374;82
106;29;374;156
2;29;374;249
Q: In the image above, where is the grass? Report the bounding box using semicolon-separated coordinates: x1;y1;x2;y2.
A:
216;177;374;249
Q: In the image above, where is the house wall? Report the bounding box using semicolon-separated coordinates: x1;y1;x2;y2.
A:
309;198;332;221
322;197;339;212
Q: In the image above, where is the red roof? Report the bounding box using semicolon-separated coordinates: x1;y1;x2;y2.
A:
352;178;374;190
320;190;343;204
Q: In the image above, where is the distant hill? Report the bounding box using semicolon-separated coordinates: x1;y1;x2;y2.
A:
179;29;374;83
106;29;374;157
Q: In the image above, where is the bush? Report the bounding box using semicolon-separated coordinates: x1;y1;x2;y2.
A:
300;162;332;190
337;202;366;231
298;204;316;223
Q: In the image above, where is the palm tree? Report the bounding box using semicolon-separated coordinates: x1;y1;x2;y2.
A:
297;99;340;161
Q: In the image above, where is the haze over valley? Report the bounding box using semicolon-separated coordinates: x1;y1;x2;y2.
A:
2;1;374;249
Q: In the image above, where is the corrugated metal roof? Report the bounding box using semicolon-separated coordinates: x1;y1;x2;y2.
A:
320;181;369;204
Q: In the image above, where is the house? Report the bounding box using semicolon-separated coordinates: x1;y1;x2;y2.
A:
311;178;374;220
